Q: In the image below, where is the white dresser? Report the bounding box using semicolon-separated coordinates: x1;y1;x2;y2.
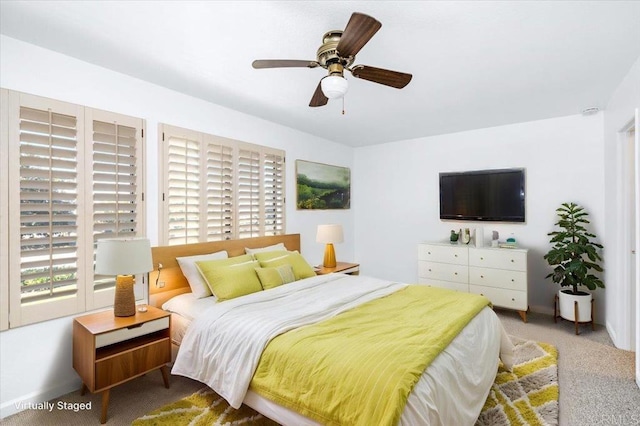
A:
418;242;528;322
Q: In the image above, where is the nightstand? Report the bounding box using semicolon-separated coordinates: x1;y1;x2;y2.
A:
72;305;171;424
315;262;360;275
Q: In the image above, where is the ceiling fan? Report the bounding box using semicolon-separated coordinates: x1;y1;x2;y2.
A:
252;12;412;107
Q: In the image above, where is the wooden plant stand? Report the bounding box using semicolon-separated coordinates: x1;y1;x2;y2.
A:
554;294;595;335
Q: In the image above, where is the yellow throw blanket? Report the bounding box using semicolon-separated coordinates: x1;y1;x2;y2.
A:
250;285;491;426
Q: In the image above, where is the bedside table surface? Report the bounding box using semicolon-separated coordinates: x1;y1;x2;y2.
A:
75;305;169;335
316;262;359;275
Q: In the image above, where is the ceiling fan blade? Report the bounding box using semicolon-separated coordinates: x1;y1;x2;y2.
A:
252;59;319;69
350;65;412;89
309;80;328;107
337;12;382;58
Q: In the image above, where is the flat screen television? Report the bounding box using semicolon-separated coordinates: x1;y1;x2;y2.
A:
439;168;525;222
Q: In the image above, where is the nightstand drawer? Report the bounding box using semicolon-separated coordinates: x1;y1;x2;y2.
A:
96;317;169;348
95;338;170;390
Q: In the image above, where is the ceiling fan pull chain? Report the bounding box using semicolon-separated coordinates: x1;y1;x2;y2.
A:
342;96;345;115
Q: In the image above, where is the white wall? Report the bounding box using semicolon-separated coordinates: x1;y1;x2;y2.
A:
353;114;606;321
0;36;356;418
603;56;640;356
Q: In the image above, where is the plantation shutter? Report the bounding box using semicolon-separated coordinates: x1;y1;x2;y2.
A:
163;126;203;245
89;110;145;307
205;136;234;241
9;93;86;326
263;152;285;236
237;147;261;239
159;124;285;244
4;91;146;328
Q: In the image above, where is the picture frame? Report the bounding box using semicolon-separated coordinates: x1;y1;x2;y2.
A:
296;160;350;210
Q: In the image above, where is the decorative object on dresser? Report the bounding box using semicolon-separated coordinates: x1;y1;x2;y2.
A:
316;224;344;268
73;306;171;424
315;261;359;275
418;242;529;322
95;237;153;317
544;202;604;334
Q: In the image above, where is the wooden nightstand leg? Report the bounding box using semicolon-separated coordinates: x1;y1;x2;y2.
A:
160;365;170;389
80;383;87;396
100;389;110;424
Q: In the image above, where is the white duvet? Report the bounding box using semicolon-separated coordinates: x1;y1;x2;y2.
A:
171;274;511;425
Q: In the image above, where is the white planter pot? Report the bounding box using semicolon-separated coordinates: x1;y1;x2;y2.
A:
558;289;592;322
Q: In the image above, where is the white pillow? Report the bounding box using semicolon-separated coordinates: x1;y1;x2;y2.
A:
176;250;228;298
245;243;286;258
162;292;217;321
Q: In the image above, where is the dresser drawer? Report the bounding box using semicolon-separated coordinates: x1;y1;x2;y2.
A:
96;317;170;348
418;244;468;264
469;284;527;310
418;260;468;284
469;248;526;271
469;267;527;291
418;278;469;292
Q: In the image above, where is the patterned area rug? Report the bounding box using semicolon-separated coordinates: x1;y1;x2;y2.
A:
133;339;558;426
476;339;559;426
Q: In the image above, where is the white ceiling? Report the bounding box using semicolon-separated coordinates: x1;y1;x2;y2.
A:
1;1;639;147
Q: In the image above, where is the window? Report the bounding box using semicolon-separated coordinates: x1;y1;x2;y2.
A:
159;124;285;245
1;90;145;328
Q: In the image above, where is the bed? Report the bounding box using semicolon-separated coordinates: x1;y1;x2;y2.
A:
149;234;513;426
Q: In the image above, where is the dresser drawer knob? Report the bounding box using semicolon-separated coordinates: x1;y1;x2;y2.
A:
511;298;515;301
480;275;484;278
428;268;432;272
480;293;484;296
428;251;431;255
511;279;515;282
511;259;514;263
454;272;458;275
454;254;458;258
480;257;484;260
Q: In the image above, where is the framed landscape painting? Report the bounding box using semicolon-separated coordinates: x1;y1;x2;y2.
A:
296;160;350;210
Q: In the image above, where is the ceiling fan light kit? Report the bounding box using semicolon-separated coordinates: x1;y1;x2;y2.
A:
321;75;349;99
252;12;412;107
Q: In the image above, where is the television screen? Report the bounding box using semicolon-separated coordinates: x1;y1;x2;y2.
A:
439;168;525;222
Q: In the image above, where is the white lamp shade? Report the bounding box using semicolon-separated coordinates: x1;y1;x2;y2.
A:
95;238;153;276
321;76;349;99
316;224;344;244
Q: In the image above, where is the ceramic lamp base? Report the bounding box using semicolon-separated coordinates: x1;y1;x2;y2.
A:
114;275;136;317
323;243;337;268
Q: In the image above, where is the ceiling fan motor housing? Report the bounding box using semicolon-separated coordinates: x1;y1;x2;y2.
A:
317;30;354;69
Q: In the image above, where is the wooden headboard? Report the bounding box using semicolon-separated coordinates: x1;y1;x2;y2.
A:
149;234;301;308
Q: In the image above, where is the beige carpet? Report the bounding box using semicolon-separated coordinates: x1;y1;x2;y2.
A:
131;338;558;426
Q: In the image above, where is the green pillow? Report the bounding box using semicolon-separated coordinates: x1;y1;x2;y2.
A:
255;264;296;290
195;257;261;301
258;251;316;280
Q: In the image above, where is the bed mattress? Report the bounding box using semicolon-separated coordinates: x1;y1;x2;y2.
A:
164;274;511;425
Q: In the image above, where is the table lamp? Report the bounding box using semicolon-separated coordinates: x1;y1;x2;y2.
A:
95;237;152;317
316;224;344;268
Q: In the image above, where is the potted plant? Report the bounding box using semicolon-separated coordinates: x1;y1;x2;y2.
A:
543;202;604;323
